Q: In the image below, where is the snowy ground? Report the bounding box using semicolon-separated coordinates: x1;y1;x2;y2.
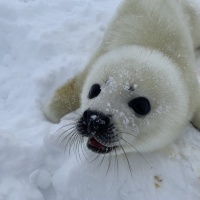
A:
1;0;200;199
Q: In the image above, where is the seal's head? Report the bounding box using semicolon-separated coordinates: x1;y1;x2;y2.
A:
77;46;189;154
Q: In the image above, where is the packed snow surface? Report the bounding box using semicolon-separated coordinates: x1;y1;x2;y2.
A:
1;0;200;199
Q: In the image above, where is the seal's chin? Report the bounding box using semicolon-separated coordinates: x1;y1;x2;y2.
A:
87;137;114;154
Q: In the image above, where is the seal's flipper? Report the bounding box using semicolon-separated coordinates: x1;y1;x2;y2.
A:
43;70;87;123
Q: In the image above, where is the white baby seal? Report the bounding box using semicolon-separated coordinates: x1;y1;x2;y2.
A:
44;0;200;154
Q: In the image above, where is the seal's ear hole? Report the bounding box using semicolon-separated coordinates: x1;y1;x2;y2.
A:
88;84;101;99
129;97;151;115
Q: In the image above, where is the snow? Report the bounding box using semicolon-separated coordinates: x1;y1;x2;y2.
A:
0;0;200;199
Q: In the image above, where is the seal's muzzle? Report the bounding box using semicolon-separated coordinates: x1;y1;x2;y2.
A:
77;110;117;154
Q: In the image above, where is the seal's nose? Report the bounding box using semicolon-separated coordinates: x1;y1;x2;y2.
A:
83;110;110;132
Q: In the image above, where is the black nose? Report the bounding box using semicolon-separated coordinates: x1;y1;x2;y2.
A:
83;110;110;131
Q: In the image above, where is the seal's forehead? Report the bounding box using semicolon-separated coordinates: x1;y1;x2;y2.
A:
93;63;168;90
103;75;138;92
85;46;184;101
92;57;164;82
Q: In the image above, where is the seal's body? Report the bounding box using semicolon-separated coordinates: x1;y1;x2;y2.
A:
44;0;200;154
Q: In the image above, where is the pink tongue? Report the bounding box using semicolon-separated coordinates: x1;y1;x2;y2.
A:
89;138;105;149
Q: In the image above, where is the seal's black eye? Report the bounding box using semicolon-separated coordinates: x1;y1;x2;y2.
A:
88;84;101;99
129;97;151;115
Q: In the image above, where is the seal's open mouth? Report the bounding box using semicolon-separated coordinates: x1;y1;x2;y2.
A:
87;137;114;154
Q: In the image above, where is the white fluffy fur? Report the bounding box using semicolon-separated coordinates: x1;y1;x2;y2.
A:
81;46;189;152
44;0;200;153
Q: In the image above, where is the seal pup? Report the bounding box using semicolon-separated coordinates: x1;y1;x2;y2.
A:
44;0;200;154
